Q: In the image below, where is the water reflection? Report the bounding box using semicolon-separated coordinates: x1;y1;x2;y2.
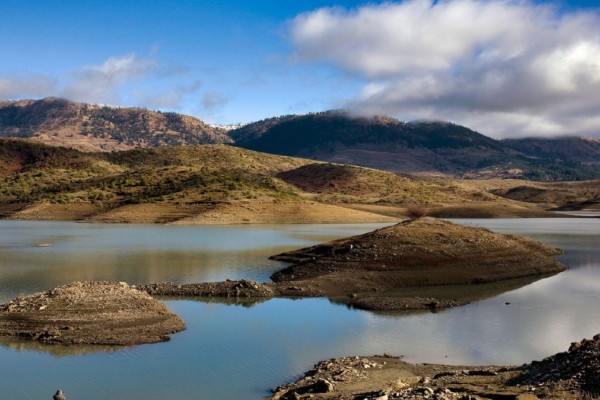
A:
0;221;390;303
0;219;598;400
0;336;125;357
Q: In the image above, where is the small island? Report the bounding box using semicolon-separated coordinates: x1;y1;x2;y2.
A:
141;217;565;311
0;281;185;345
0;218;565;344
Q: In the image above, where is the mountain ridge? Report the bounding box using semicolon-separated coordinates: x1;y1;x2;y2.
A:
230;111;600;181
0;97;231;152
1;99;599;181
503;136;600;164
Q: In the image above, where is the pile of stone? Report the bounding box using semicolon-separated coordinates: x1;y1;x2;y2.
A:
270;355;495;400
138;279;274;298
0;281;185;345
519;334;600;396
272;356;383;400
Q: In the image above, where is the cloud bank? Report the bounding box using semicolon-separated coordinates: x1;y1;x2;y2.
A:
290;0;600;138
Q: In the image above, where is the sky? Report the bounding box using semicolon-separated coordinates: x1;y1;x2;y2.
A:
1;0;600;138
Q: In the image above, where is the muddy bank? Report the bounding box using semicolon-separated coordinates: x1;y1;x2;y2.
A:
0;281;185;345
1;201;396;224
271;334;600;399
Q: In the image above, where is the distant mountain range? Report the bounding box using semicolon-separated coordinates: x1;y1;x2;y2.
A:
1;99;598;181
0;98;231;152
503;136;600;165
231;111;600;181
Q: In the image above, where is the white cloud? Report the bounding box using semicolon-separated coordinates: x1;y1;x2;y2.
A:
62;54;155;104
290;0;600;138
0;52;208;115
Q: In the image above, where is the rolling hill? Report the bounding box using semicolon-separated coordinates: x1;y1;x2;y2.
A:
0;97;231;152
2;139;596;223
503;136;600;165
231;111;600;181
1;100;598;181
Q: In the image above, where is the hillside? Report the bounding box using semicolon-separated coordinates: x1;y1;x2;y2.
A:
0;98;231;152
231;111;600;181
504;136;600;164
3;100;598;181
1;139;580;223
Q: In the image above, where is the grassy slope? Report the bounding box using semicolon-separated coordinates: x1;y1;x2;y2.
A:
0;139;588;223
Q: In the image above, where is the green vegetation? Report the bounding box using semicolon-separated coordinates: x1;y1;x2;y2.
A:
231;111;600;181
0;140;303;206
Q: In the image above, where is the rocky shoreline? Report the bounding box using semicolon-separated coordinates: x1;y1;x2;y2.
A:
0;281;185;345
271;334;600;399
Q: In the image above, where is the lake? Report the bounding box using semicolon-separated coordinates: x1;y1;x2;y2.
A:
0;218;599;399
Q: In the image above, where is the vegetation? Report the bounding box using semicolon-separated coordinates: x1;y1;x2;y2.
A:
3;100;599;181
0;140;305;207
231;111;600;181
0;98;231;152
1;139;599;222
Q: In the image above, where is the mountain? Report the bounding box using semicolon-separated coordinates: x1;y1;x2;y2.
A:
230;111;600;181
2;100;598;181
0;98;231;152
503;136;600;165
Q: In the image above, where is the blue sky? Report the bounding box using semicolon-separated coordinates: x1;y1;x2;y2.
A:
1;0;600;138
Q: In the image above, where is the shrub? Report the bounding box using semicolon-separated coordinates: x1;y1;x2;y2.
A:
407;204;427;219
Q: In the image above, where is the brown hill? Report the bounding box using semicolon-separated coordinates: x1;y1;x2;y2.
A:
0;139;587;223
0;97;231;152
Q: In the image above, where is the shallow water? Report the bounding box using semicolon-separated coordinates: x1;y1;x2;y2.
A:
0;219;599;400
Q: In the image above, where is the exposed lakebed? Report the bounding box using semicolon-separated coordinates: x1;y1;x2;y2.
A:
0;219;599;399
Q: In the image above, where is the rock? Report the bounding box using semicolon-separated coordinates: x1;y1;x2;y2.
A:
467;369;498;376
0;281;186;345
313;378;334;393
53;389;66;400
137;280;274;298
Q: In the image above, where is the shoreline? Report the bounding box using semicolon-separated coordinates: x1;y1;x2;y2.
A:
269;333;600;400
139;218;565;312
0;201;588;226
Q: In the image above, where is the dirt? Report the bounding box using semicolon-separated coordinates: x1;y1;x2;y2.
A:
0;281;185;345
268;217;564;308
138;280;275;298
170;201;397;224
271;334;600;399
135;218;564;313
4;201;397;225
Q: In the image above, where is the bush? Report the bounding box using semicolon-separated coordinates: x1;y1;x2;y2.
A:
407;204;427;219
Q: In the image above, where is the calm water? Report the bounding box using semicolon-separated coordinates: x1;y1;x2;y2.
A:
0;219;599;400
